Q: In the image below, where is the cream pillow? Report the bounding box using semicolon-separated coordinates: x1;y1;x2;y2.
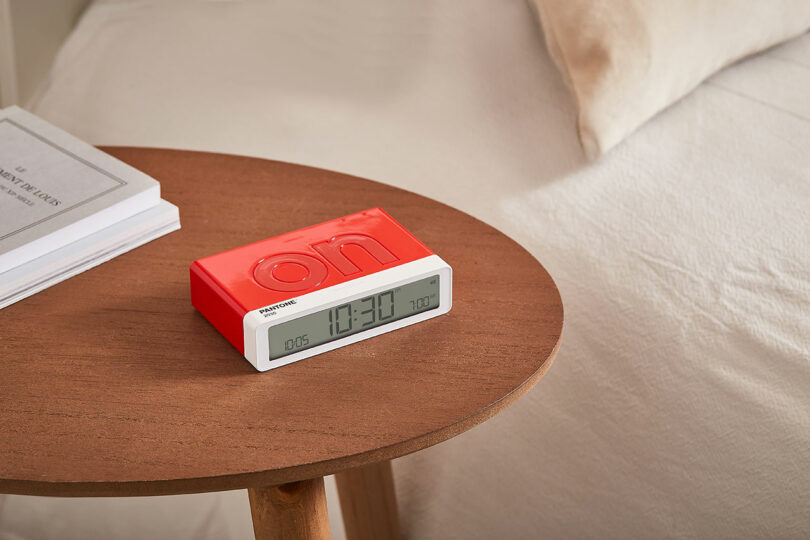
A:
530;1;810;159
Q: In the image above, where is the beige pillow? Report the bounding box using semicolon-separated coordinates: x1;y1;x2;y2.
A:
530;1;810;159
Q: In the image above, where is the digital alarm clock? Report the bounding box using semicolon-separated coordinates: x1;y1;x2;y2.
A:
190;208;452;371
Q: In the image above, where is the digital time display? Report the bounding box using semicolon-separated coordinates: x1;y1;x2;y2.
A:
268;275;440;360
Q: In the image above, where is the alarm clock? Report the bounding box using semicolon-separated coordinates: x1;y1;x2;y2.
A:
190;208;452;371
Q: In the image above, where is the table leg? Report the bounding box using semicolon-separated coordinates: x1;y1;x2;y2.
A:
248;477;330;540
335;460;401;540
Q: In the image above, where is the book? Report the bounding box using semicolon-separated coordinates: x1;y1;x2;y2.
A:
0;106;180;309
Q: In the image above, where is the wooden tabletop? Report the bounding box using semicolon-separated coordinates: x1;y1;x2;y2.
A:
0;148;563;497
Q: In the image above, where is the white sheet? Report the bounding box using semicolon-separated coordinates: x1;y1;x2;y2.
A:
2;1;808;538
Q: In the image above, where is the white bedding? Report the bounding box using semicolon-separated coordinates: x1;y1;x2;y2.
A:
2;1;808;538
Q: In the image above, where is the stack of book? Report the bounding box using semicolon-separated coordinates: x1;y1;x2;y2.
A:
0;106;180;309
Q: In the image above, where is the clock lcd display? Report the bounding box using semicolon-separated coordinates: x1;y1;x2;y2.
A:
268;275;440;360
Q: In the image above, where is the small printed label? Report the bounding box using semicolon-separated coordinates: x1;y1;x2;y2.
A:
258;299;297;317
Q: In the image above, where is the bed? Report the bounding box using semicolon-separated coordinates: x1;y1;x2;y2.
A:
1;1;808;538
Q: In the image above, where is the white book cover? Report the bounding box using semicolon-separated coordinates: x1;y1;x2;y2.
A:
0;200;180;309
0;106;160;273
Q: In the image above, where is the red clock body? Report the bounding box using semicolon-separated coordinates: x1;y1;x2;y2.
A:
190;208;435;355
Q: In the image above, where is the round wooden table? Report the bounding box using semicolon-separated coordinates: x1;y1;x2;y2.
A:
0;148;563;539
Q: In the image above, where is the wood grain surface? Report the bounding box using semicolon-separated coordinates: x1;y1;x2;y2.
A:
0;148;563;497
248;478;330;540
335;461;401;540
